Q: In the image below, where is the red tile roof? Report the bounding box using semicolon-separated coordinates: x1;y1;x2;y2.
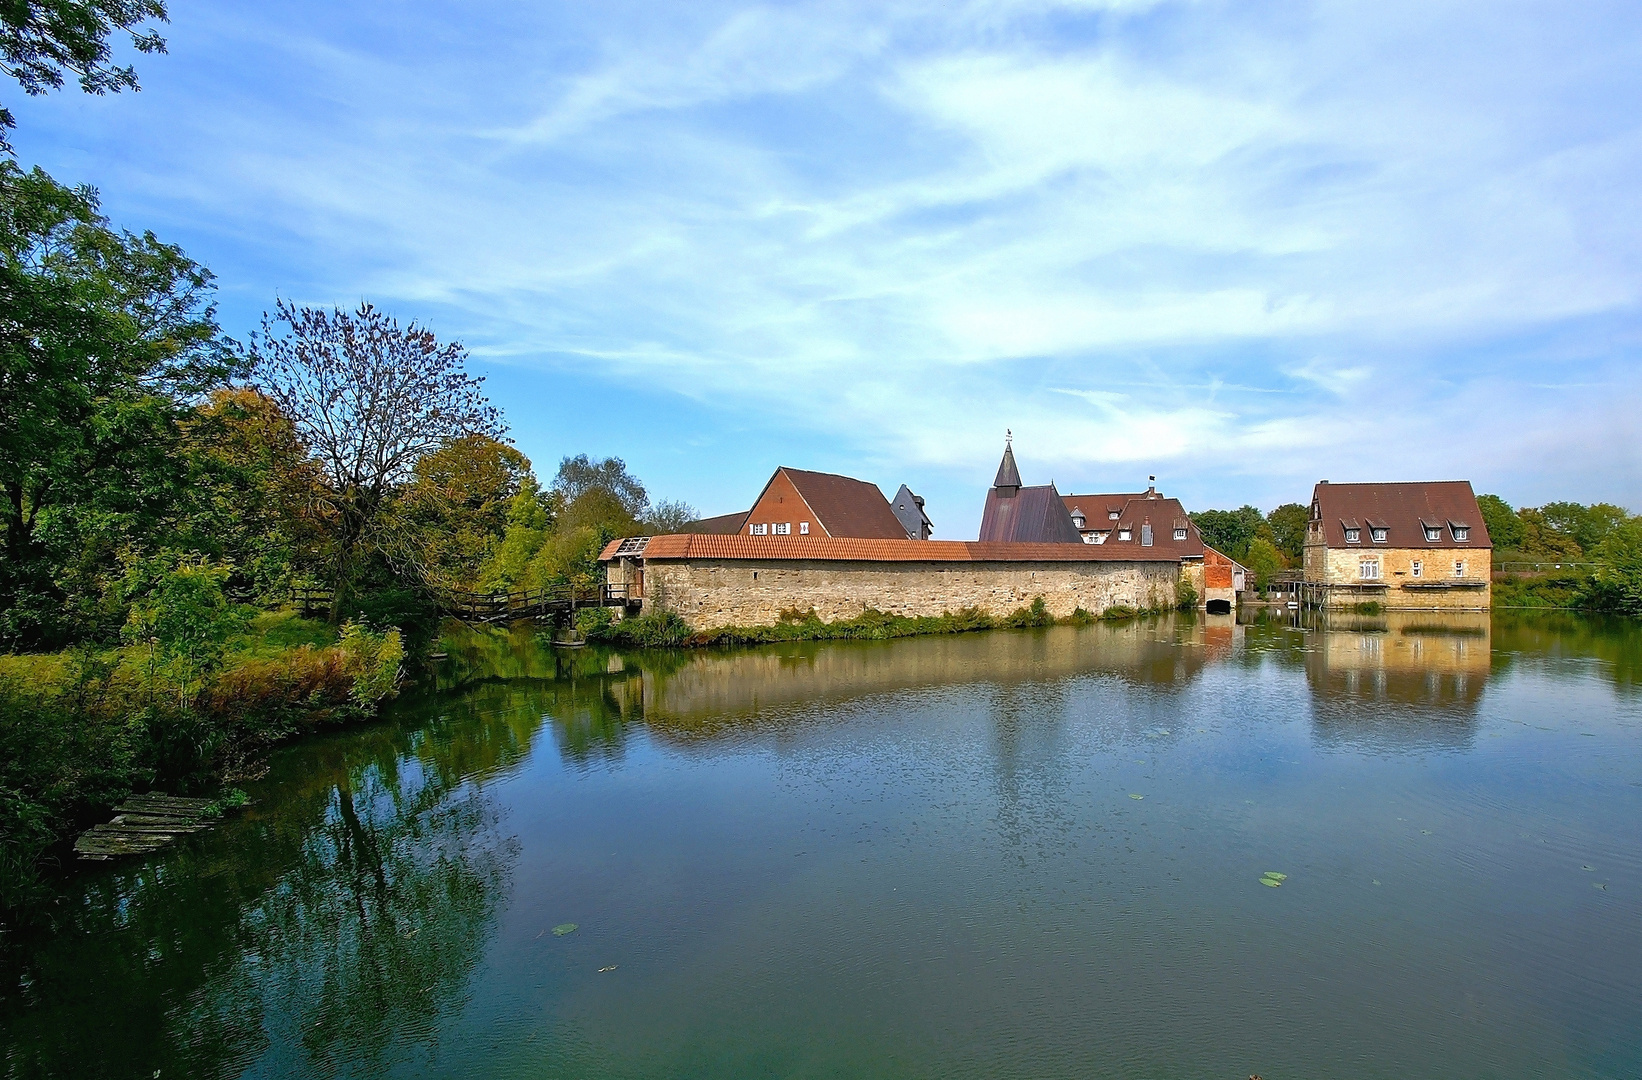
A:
1099;496;1206;558
682;510;750;534
605;534;1191;563
1310;481;1492;549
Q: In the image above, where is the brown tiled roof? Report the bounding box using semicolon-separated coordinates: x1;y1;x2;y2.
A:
682;510;750;535
979;484;1084;543
613;534;1189;563
1100;496;1206;558
1062;492;1149;523
1310;481;1491;549
778;467;909;539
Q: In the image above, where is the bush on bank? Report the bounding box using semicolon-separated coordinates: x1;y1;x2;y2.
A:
0;601;405;933
578;596;1167;649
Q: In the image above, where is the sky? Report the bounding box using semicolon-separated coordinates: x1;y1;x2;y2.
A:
12;0;1642;536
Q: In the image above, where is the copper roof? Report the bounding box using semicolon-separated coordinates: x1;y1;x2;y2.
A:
979;484;1085;543
608;534;1191;563
1310;481;1491;548
682;510;750;535
774;467;909;539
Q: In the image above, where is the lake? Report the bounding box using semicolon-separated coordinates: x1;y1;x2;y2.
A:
3;611;1640;1079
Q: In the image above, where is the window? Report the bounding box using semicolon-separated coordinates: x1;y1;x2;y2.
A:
773;522;791;535
1173;528;1188;541
1109;511;1120;520
1371;527;1388;543
1411;560;1423;578
1454;560;1466;577
1453;526;1469;542
1083;534;1098;544
1118;528;1132;541
1424;525;1441;542
1359;558;1381;580
1345;528;1360;543
750;523;767;535
799;522;809;535
1141;524;1154;547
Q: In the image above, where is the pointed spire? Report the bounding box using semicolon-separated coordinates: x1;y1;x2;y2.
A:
993;431;1022;493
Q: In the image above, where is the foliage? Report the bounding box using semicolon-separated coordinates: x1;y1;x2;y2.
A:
587;609;692;648
1244;537;1286;591
1541;501;1630;554
1585;518;1642;617
1515;507;1586;558
0;0;168;152
394;435;532;592
643;498;700;534
1175;576;1198;610
1476;494;1524;551
338;621;404;709
1492;569;1593;610
244;300;504;619
0;161;225;648
1191;506;1264;561
553;454;648;520
120;553;248;711
1101;605;1139;620
999;596;1053;628
1265;503;1309;561
574;606;616;638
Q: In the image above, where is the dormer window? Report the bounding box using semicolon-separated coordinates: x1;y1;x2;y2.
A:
1118;528;1132;541
1345;528;1360;543
1452;526;1469;542
1071;510;1086;528
1141;524;1154;547
1371;527;1388;543
1173;527;1188;541
1424;525;1442;542
1109;510;1120;521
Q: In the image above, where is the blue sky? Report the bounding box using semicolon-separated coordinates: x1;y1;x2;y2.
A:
13;0;1642;535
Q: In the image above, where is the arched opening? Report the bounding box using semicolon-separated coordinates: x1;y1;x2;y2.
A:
1205;599;1232;615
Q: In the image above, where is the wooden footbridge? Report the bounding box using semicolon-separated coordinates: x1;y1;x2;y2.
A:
293;583;636;624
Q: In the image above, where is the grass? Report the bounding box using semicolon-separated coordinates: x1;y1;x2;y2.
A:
583;597;1166;650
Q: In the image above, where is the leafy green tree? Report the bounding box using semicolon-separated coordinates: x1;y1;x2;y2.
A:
1517;507;1583;559
1244;537;1285;592
121;554;248;711
1586;518;1642;616
244;301;504;620
1;0;168;153
393;434;532;592
1541;501;1631;554
553;454;649;519
1265;502;1309;561
1191;505;1264;561
1476;494;1524;551
0;162;225;647
643;498;700;534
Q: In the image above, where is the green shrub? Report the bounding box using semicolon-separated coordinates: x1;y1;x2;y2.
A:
339;622;405;709
609;609;693;647
575;606;616;638
1101;605;1139;620
1065;607;1096;626
1000;596;1053;628
1175;577;1198;610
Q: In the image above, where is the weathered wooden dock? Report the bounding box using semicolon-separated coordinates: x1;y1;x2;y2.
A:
74;795;219;860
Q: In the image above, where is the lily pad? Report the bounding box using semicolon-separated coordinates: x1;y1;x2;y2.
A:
1129;794;1145;800
1261;871;1287;882
1260;877;1283;887
552;923;578;936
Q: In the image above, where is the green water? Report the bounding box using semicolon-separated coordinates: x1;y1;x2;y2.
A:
4;611;1641;1079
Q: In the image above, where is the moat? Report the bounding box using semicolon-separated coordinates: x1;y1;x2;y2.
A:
4;612;1640;1079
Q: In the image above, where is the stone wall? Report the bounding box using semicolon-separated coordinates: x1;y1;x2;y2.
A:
1302;541;1492;610
642;557;1184;629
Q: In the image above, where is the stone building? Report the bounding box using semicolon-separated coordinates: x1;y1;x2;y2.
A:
686;466;924;540
1301;481;1492;610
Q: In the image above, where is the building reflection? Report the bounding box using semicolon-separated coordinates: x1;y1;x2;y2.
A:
1304;611;1490;752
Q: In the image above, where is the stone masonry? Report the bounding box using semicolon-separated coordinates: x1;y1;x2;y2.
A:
643;557;1185;630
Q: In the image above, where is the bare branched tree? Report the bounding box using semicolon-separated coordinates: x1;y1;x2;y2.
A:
245;300;505;619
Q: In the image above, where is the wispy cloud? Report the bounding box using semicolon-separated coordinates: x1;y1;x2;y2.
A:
12;0;1642;521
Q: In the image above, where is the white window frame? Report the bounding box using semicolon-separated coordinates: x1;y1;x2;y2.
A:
1118;528;1132;541
1454;559;1466;577
1411;560;1423;578
750;523;767;536
1359;558;1381;580
1424;526;1441;542
1173;528;1188;541
1453;526;1469;542
1109;511;1120;520
773;522;790;535
1371;527;1388;543
1345;528;1360;543
799;522;809;535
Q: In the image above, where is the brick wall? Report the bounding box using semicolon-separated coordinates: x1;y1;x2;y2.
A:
642;558;1184;629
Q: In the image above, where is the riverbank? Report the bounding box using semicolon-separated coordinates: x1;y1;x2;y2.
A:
0;610;406;930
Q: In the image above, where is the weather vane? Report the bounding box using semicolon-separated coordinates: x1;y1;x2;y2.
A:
1005;428;1012;447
